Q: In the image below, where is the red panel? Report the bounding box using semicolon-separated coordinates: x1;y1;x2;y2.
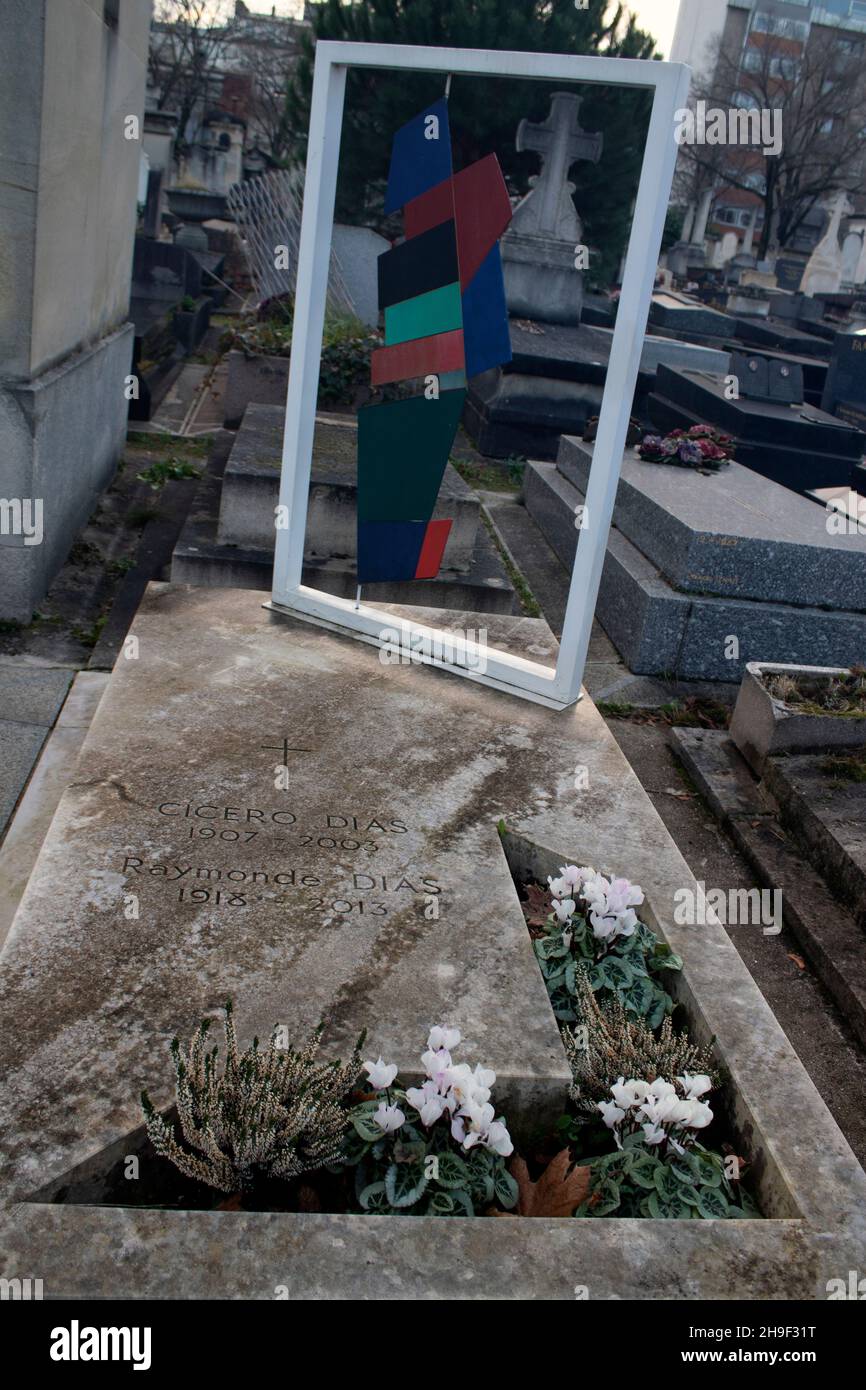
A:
370;328;465;387
404;154;512;290
415;519;452;579
404;178;454;240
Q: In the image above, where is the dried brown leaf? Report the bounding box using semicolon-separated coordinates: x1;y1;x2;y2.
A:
512;1149;592;1218
522;881;551;928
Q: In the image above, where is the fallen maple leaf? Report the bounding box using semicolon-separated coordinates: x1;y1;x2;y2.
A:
522;881;551;928
511;1149;592;1217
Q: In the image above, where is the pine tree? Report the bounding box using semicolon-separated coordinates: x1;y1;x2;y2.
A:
283;0;660;287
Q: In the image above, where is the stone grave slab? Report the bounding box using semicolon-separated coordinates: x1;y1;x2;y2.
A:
722;341;827;408
648;291;734;340
821;330;866;429
0;585;573;1205
732;314;832;360
649;364;865;495
216;404;479;570
557;436;866;611
523;459;866;680
464;319;729;459
2;585;866;1297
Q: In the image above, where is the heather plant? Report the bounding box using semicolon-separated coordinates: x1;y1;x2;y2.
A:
564;966;718;1116
141;1002;364;1194
342;1028;518;1216
533;865;682;1028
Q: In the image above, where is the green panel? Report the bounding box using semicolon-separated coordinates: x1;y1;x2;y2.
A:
357;389;466;523
384;282;462;346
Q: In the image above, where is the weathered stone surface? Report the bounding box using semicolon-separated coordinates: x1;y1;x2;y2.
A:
0;672;108;949
0;586;572;1204
730;662;866;772
2;586;865;1298
671;727;866;1051
558;436;866;611
523;459;866;681
216;405;479;571
0;721;47;835
763;753;866;929
648;291;734;340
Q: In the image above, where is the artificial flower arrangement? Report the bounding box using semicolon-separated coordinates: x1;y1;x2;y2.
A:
637;424;735;470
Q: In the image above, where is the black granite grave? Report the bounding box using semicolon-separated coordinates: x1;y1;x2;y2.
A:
462;319;729;458
722;341;827;409
731;314;832;360
647;291;734;342
821;331;866;431
649;362;866;496
464;320;626;457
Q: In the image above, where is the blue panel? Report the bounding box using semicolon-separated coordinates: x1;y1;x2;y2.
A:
357;520;426;583
461;244;512;380
384;98;453;215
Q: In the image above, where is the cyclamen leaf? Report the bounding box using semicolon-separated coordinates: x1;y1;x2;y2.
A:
384;1161;428;1209
428;1190;456;1216
618;974;655;1017
434;1151;470;1190
598;957;634;990
691;1152;723;1188
493;1164;519;1211
696;1186;731;1219
512;1149;593;1217
352;1110;386;1143
358;1180;388;1211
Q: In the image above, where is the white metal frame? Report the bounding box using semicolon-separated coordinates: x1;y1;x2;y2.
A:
269;41;691;710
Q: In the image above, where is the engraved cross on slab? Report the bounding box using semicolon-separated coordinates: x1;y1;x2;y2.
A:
261;737;313;762
515;93;603;240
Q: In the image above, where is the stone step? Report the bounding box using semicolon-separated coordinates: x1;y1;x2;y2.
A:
556;435;866;612
671;727;866;1050
523;458;866;682
217;404;480;572
762;754;866;930
172;450;517;615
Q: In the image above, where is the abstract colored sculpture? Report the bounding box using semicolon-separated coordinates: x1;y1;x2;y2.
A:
357;98;513;584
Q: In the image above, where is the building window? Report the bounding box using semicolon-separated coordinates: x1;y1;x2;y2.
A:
104;0;119;28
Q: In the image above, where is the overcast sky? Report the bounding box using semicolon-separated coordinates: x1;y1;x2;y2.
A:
226;3;679;56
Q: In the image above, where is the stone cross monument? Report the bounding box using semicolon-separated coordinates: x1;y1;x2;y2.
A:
502;92;603;326
800;190;854;298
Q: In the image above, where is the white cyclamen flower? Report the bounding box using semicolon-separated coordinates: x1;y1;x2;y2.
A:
405;1081;449;1127
559;864;594;889
642;1122;667;1146
428;1025;461;1053
684;1100;713;1130
597;1099;626;1129
373;1102;405;1134
605;877;645;913
548;875;572;900
552;897;576;925
484;1120;514;1157
363;1056;398;1090
610;1078;649;1109
677;1073;713;1100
